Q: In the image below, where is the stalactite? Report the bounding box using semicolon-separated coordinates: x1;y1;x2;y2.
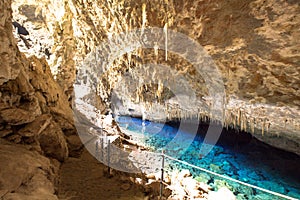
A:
250;118;254;134
154;42;159;63
242;112;246;131
127;52;131;67
232;111;236;129
266;121;270;133
164;23;168;61
246;115;249;133
223;111;226;128
234;114;237;130
237;108;241;129
135;91;139;103
141;3;147;34
253;117;256;134
261;119;265;136
239;114;243;131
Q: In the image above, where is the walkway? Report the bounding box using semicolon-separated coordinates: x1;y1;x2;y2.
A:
57;149;148;200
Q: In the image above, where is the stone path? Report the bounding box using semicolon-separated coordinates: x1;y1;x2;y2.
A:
57;149;147;200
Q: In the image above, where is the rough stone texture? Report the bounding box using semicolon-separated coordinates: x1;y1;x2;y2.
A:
0;0;78;199
66;134;83;157
0;140;59;200
0;108;36;125
18;114;52;137
57;149;147;200
0;0;75;152
0;0;20;85
39;121;69;162
9;0;300;155
0;0;298;199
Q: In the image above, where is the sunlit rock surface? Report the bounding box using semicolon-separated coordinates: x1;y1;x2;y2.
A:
0;0;76;198
9;0;300;154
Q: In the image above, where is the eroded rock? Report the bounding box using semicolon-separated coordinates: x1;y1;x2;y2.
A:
0;141;59;199
0;108;36;125
18;114;52;137
66;134;83;157
38;121;68;162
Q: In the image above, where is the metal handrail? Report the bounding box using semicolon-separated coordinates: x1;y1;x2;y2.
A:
161;152;297;200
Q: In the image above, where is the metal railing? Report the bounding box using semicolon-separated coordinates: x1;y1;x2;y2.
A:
159;151;298;200
94;136;298;200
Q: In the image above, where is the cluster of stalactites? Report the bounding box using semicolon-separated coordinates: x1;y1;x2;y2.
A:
223;108;271;135
139;102;280;136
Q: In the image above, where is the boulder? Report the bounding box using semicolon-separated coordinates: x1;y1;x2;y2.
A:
18;114;52;137
181;177;202;198
38;121;68;161
0;141;59;199
66;134;83;157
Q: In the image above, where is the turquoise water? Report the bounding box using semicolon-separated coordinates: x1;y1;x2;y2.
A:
116;116;300;200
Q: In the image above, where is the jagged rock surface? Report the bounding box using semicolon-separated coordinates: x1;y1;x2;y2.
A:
0;140;59;200
0;0;77;199
8;0;300;153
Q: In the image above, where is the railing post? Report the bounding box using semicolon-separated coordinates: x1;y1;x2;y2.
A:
160;150;165;199
107;139;110;175
101;137;104;160
95;140;99;159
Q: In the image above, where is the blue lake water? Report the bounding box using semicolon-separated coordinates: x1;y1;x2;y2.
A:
116;116;300;200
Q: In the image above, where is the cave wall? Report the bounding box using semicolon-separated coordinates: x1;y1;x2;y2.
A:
9;0;300;155
1;0;77;161
0;1;299;198
0;0;79;198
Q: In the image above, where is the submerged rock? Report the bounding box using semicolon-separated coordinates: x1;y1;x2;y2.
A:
195;173;211;184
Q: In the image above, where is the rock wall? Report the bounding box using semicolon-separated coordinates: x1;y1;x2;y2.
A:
9;0;300;155
1;0;299;198
0;0;78;198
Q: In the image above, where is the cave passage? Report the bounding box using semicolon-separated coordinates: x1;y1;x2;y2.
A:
116;116;300;200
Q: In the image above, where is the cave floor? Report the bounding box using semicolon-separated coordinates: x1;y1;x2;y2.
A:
57;149;147;200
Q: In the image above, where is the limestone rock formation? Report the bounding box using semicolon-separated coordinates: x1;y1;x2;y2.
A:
1;0;299;199
6;0;300;155
0;0;76;198
11;0;299;154
0;0;75;157
39;121;69;162
45;0;298;155
0;140;59;200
